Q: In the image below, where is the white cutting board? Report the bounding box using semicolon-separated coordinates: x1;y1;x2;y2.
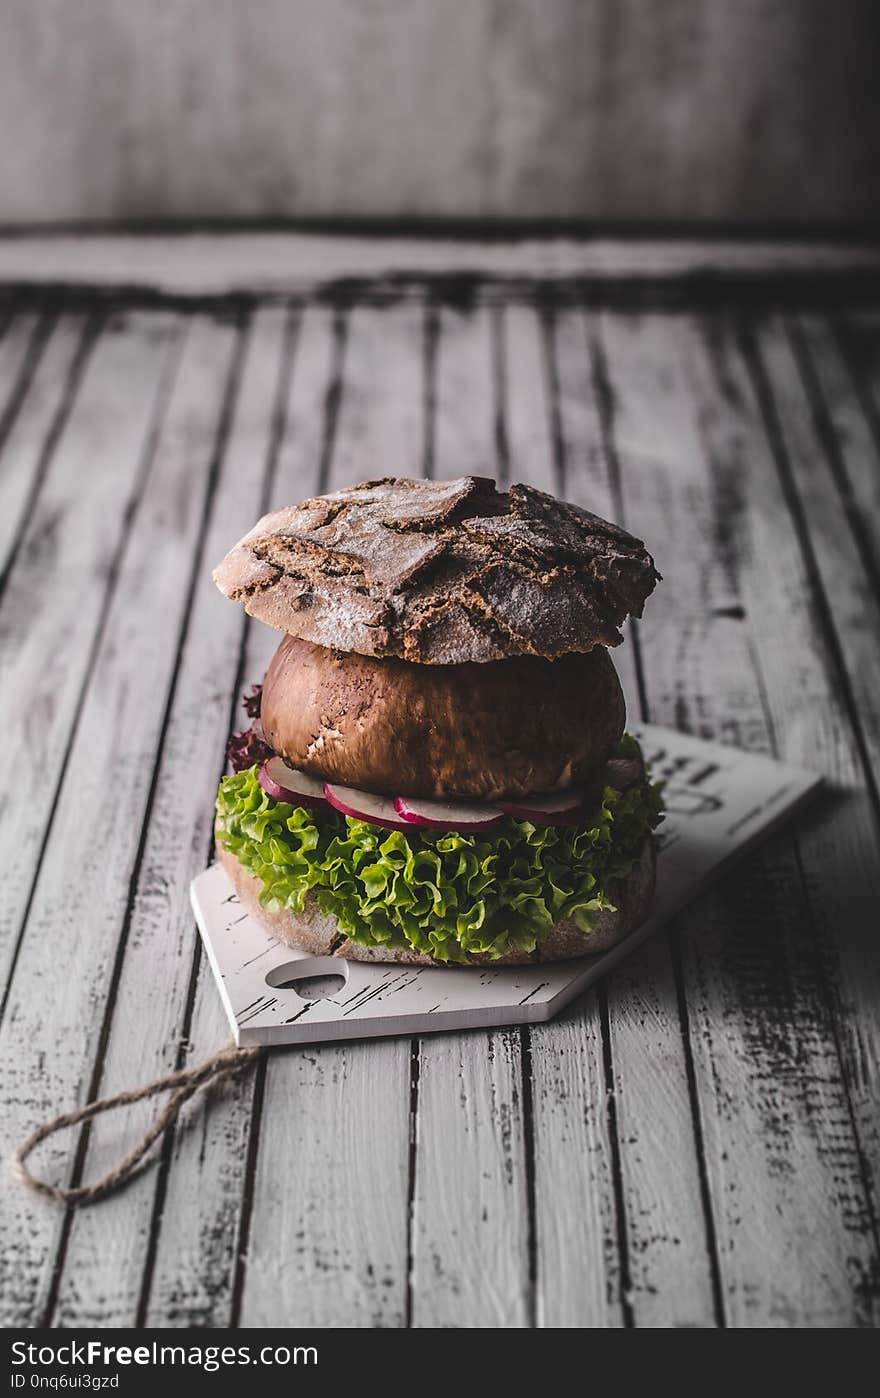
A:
191;725;822;1046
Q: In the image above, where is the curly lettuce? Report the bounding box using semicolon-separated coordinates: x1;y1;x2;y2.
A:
215;751;664;963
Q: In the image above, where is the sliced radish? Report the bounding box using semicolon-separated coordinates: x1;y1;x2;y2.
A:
394;795;504;832
324;782;413;832
601;755;644;792
498;789;586;826
260;758;329;810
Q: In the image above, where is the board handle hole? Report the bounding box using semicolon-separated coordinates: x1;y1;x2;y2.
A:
265;956;349;1001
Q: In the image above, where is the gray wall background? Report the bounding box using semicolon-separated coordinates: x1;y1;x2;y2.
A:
3;0;879;227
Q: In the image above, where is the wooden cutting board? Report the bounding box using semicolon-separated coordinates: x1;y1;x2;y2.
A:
191;725;822;1046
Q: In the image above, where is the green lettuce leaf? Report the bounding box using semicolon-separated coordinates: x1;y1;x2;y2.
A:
215;743;665;963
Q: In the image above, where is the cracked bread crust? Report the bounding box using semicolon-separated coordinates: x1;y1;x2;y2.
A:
213;476;659;665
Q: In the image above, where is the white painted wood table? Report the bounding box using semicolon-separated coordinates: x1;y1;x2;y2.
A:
0;236;878;1329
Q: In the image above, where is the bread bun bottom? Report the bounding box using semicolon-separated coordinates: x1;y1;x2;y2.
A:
217;834;655;967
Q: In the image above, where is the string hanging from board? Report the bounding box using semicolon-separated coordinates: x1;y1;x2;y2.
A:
11;1041;265;1207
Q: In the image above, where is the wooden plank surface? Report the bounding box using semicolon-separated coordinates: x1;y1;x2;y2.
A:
798;317;880;587
0;256;878;1330
757;317;880;789
600;310;880;1325
0;308;48;475
0;312;91;583
0;309;182;1326
0;311;175;1009
50;310;244;1327
143;306;294;1328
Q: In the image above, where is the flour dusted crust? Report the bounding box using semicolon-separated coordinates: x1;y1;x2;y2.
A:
217;837;656;967
213;477;659;665
261;634;625;800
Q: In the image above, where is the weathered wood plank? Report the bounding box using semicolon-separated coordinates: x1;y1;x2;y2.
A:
0;313;90;582
413;1027;530;1327
329;300;425;487
0;309;191;1328
534;303;718;1327
266;305;338;513
0;308;46;452
737;316;880;1294
0;311;175;1003
847;318;880;437
528;994;621;1328
409;300;531;1328
49;310;244;1327
429;298;494;477
240;1037;409;1328
797;317;880;586
601;309;880;1325
501;302;556;492
237;302;422;1328
769;316;880;785
140;306;299;1328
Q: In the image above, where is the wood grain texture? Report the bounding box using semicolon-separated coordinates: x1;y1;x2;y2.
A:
701;313;880;1324
0;313;89;579
1;2;878;224
0;311;175;1003
328;301;425;488
430;301;495;479
760;317;880;787
0;309;47;460
49;311;244;1327
141;307;295;1327
600;309;880;1325
412;1029;531;1327
798;317;880;588
0;309;190;1328
735;316;880;1310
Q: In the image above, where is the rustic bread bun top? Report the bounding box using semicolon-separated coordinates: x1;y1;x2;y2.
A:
214;476;659;665
260;634;626;800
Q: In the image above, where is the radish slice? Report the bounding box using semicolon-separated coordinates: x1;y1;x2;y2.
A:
395;795;504;832
498;789;586;826
324;783;413;832
260;758;329;810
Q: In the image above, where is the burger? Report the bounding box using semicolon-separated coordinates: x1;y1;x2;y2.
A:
212;476;663;966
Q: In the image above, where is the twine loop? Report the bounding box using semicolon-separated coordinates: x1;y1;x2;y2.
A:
11;1041;265;1206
